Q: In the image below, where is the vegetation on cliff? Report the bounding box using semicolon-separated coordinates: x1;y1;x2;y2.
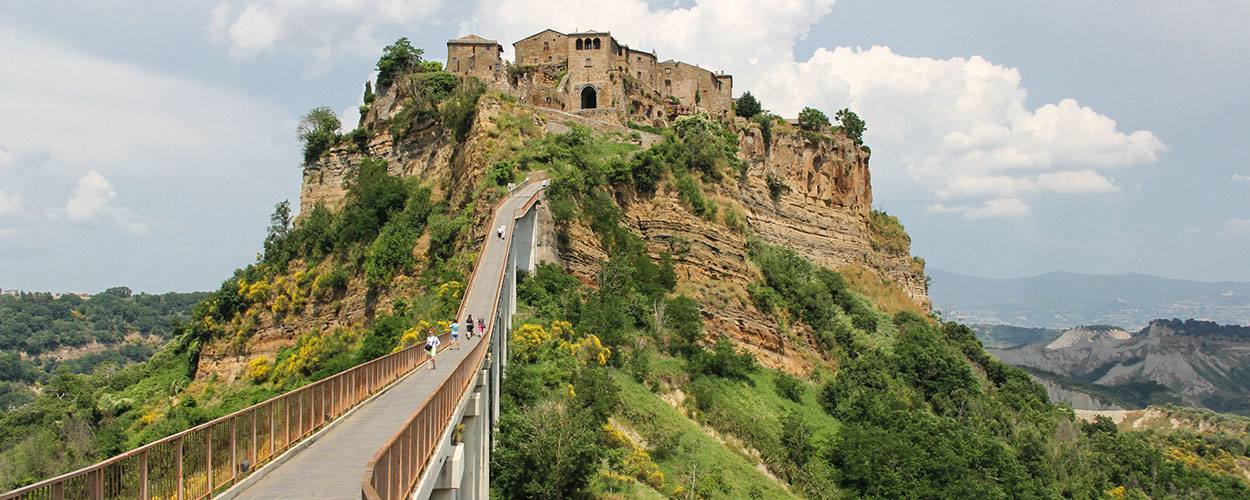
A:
488;104;1250;498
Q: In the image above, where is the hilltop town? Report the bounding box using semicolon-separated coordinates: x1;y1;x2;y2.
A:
446;29;733;126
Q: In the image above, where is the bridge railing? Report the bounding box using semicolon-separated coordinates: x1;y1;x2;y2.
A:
0;329;445;500
361;176;544;500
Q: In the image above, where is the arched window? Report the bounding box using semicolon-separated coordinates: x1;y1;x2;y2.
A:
576;39;584;50
593;38;601;50
580;86;597;109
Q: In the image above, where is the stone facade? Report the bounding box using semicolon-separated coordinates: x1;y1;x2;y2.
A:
658;61;733;119
514;29;567;66
470;28;734;119
446;35;503;82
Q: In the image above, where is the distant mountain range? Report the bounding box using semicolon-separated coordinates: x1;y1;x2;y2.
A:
987;319;1250;415
929;269;1250;329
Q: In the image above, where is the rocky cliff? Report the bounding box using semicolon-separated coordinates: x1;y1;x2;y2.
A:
201;79;930;380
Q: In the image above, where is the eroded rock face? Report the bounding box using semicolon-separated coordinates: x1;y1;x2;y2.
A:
553;124;929;372
207;84;929;379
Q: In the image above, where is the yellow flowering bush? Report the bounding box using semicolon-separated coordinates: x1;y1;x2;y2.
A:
274;327;358;383
249;356;271;383
568;334;611;366
513;323;552;361
438;280;464;300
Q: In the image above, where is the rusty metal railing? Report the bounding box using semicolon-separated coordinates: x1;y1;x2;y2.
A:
0;332;443;500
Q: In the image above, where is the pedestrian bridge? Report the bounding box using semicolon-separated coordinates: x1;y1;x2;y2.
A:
1;177;549;500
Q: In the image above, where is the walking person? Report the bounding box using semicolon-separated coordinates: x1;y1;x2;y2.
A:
466;314;476;339
497;224;506;239
449;318;461;350
477;316;485;336
425;328;441;370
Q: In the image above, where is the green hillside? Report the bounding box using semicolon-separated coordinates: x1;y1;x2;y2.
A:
4;40;1250;499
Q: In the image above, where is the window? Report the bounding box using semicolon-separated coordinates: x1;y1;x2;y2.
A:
452;57;458;70
576;39;583;50
584;57;592;67
593;38;601;50
544;41;549;50
547;56;552;62
636;71;641;78
636;56;641;62
665;79;671;87
664;68;671;74
533;57;538;63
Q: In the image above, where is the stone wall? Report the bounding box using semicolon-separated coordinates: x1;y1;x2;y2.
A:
447;42;503;83
626;48;659;89
514;29;567;66
656;61;732;118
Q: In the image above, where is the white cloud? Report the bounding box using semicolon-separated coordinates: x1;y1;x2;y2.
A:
59;170;149;234
0;147;11;167
463;0;1163;219
1035;169;1118;194
929;198;1032;219
64;170;116;222
0;190;18;216
0;227;17;239
1234;173;1250;182
208;0;442;73
1220;218;1250;238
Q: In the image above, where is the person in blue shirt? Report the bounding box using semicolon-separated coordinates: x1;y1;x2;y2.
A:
449;319;461;350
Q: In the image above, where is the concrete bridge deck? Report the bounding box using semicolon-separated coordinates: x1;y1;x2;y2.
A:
226;181;544;500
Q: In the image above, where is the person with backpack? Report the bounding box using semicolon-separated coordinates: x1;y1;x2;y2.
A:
449;318;460;350
425;328;441;370
477;316;486;336
466;314;476;339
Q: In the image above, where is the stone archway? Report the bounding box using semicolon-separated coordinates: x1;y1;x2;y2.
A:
580;85;597;110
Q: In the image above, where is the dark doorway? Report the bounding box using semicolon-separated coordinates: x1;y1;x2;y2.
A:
580;86;597;109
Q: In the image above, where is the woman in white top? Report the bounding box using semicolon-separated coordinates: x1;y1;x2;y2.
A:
425;329;441;370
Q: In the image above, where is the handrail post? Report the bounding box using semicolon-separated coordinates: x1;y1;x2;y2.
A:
206;425;213;495
230;416;237;486
251;409;257;470
175;436;183;500
140;449;148;500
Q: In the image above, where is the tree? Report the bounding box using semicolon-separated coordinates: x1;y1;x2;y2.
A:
376;37;423;88
836;108;867;145
267;200;291;243
735;91;762;119
297;107;341;164
797;106;830;131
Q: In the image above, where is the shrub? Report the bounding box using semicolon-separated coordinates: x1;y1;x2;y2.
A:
297;107;341;164
835;108;866;145
798;106;830;132
376;37;423;89
675;175;707;216
735;91;762;119
689;338;757;381
774;371;805;403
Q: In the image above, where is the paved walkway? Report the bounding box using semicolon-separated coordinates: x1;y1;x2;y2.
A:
232;181;544;500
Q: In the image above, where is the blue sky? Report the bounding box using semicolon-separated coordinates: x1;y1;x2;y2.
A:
0;0;1247;293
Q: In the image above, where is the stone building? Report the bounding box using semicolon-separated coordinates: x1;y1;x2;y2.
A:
514;29;568;66
486;28;733;121
446;35;503;82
